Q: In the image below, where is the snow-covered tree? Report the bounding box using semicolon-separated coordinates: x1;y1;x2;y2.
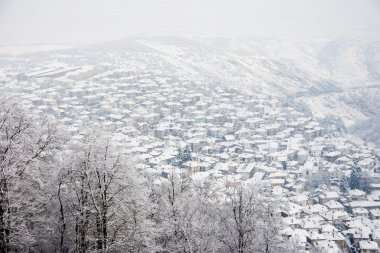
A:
339;176;348;194
349;166;361;190
176;145;192;167
150;173;219;253
0;98;62;252
54;131;154;252
215;185;286;253
182;146;192;163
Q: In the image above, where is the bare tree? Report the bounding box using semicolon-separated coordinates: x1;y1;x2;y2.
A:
0;97;61;252
56;131;154;253
215;185;286;253
149;172;220;253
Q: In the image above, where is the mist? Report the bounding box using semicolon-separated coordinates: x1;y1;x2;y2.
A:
1;0;380;45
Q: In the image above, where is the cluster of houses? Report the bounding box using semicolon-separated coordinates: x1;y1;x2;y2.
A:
1;60;380;253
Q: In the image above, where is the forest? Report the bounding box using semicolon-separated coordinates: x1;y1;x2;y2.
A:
0;97;295;252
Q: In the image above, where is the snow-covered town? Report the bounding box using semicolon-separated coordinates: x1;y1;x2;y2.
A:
1;1;380;251
1;54;380;252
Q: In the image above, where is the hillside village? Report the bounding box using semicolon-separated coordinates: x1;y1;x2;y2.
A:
1;58;380;253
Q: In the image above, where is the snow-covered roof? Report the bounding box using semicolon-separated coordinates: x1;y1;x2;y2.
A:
350;200;380;209
359;240;379;250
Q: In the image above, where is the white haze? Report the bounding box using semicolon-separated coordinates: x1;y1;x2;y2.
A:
0;0;380;46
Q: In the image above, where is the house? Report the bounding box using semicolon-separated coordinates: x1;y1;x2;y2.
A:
319;191;340;204
283;217;302;229
359;159;376;170
217;153;230;162
215;163;230;175
302;219;321;233
320;210;350;223
359;241;379;253
183;161;200;174
303;204;328;216
252;171;265;181
238;153;254;163
326;232;349;251
310;146;324;157
268;141;279;153
349;189;367;201
312;239;341;253
308;232;326;245
336;155;351;165
269;170;288;180
324;151;341;162
324;200;345;212
297;150;309;164
349;201;380;212
229;144;243;154
348;228;372;244
369;209;380;220
283;202;304;218
353;208;370;218
222;135;235;142
283;228;311;251
373;232;380;249
199;162;213;172
289;193;310;206
290;179;307;193
236;163;255;180
270;178;285;187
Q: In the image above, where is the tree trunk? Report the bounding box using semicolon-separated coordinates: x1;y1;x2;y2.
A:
0;179;9;253
58;183;66;253
237;192;244;253
102;173;107;252
77;176;89;253
96;214;102;251
102;208;107;252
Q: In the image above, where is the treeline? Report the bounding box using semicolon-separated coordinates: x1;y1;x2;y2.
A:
0;98;294;253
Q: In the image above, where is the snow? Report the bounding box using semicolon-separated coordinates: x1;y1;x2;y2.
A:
359;240;379;250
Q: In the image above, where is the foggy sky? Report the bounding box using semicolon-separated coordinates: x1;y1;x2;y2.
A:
0;0;379;45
